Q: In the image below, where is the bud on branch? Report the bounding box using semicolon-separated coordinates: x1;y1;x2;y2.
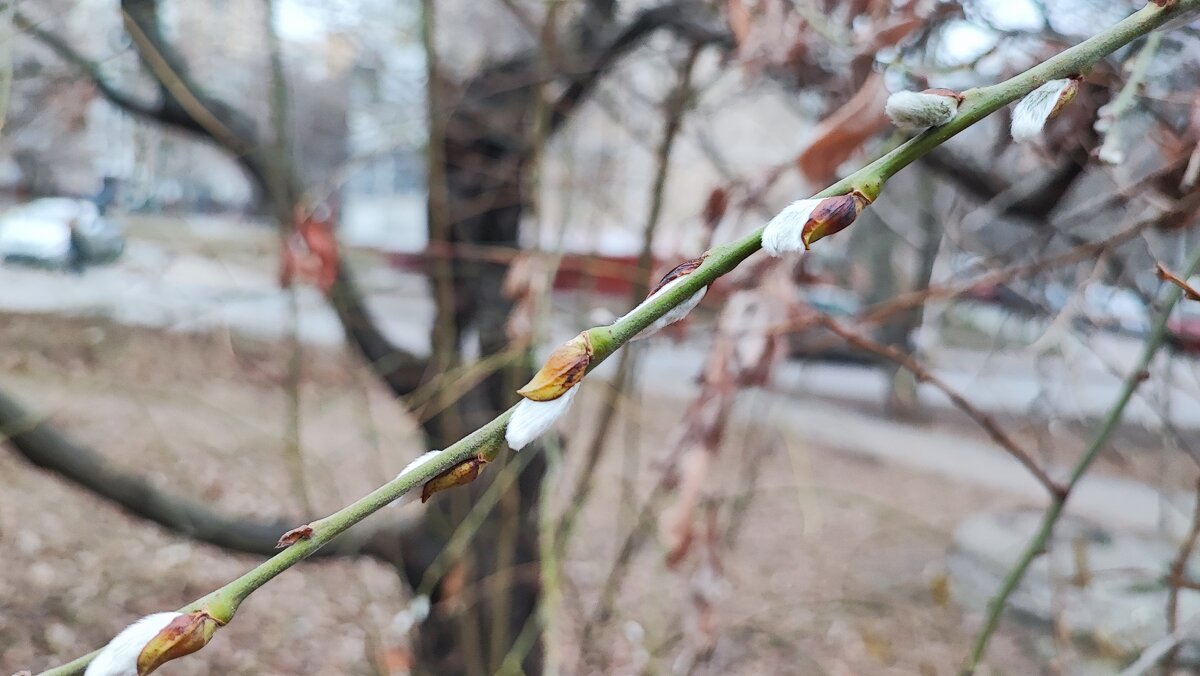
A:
885;88;962;131
85;611;219;676
1011;77;1080;142
762;191;873;255
619;255;709;341
506;332;593;450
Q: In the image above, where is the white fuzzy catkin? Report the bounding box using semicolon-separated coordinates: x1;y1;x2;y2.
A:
1011;79;1076;143
505;385;580;451
761;198;822;256
396;450;440;481
85;612;181;676
394;450;441;505
885;91;958;131
620;275;707;341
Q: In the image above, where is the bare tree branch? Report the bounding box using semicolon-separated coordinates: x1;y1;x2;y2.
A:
17;1;428;400
550;1;731;133
0;388;417;567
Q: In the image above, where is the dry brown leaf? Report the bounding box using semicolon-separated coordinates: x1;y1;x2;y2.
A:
725;0;754;49
702;187;730;232
794;73;890;185
660;447;712;568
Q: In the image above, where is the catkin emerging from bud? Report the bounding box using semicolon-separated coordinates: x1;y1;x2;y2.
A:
618;256;708;341
1011;78;1079;143
762;192;872;255
505;386;580;451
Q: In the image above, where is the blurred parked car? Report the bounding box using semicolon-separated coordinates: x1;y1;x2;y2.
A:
1168;292;1200;353
788;284;882;364
0;198;125;268
1044;282;1149;335
1080;283;1150;335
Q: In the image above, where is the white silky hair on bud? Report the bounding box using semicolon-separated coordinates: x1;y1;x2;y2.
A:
85;612;182;676
1011;79;1074;143
761;198;822;256
394;450;441;506
396;450;440;481
885;91;958;131
620;275;707;341
505;385;580;451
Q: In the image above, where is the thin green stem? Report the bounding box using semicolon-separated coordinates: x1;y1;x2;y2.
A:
960;242;1200;675
1097;31;1162;162
43;2;1200;673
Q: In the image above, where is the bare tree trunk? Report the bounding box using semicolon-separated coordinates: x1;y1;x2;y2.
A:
885;171;940;417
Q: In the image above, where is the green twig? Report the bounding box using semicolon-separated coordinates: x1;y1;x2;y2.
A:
42;2;1199;673
1096;31;1162;164
960;242;1200;674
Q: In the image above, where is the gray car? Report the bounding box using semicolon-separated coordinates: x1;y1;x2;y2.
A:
0;198;125;268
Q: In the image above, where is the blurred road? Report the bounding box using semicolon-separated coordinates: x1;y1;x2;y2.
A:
4;235;1200;432
5;236;1200;537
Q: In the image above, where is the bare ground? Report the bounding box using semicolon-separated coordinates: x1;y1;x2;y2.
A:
0;311;1113;675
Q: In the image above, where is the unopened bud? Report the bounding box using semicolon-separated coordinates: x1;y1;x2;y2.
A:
618;255;709;341
885;88;961;131
762;191;872;255
85;611;219;676
420;456;488;502
136;611;219;675
1011;78;1080;143
516;332;592;401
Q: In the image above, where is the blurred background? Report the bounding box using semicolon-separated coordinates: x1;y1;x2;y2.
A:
4;0;1200;674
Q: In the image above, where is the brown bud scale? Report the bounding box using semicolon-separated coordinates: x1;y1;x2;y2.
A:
516;332;593;401
421;457;489;502
922;87;963;103
800;191;871;249
136;611;219;675
648;254;708;297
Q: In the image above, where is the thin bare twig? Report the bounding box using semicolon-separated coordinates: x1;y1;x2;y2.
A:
1164;480;1200;672
1156;261;1200;301
962;241;1200;674
816;316;1065;497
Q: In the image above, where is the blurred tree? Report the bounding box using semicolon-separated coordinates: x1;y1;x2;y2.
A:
10;0;728;672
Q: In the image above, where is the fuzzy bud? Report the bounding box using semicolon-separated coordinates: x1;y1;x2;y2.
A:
618;255;709;341
1011;78;1080;143
761;191;872;255
505;385;580;451
885;88;961;131
86;611;218;676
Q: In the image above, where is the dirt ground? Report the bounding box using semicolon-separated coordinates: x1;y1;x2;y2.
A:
0;311;1094;675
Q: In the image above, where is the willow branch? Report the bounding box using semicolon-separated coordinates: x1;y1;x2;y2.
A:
44;2;1200;673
